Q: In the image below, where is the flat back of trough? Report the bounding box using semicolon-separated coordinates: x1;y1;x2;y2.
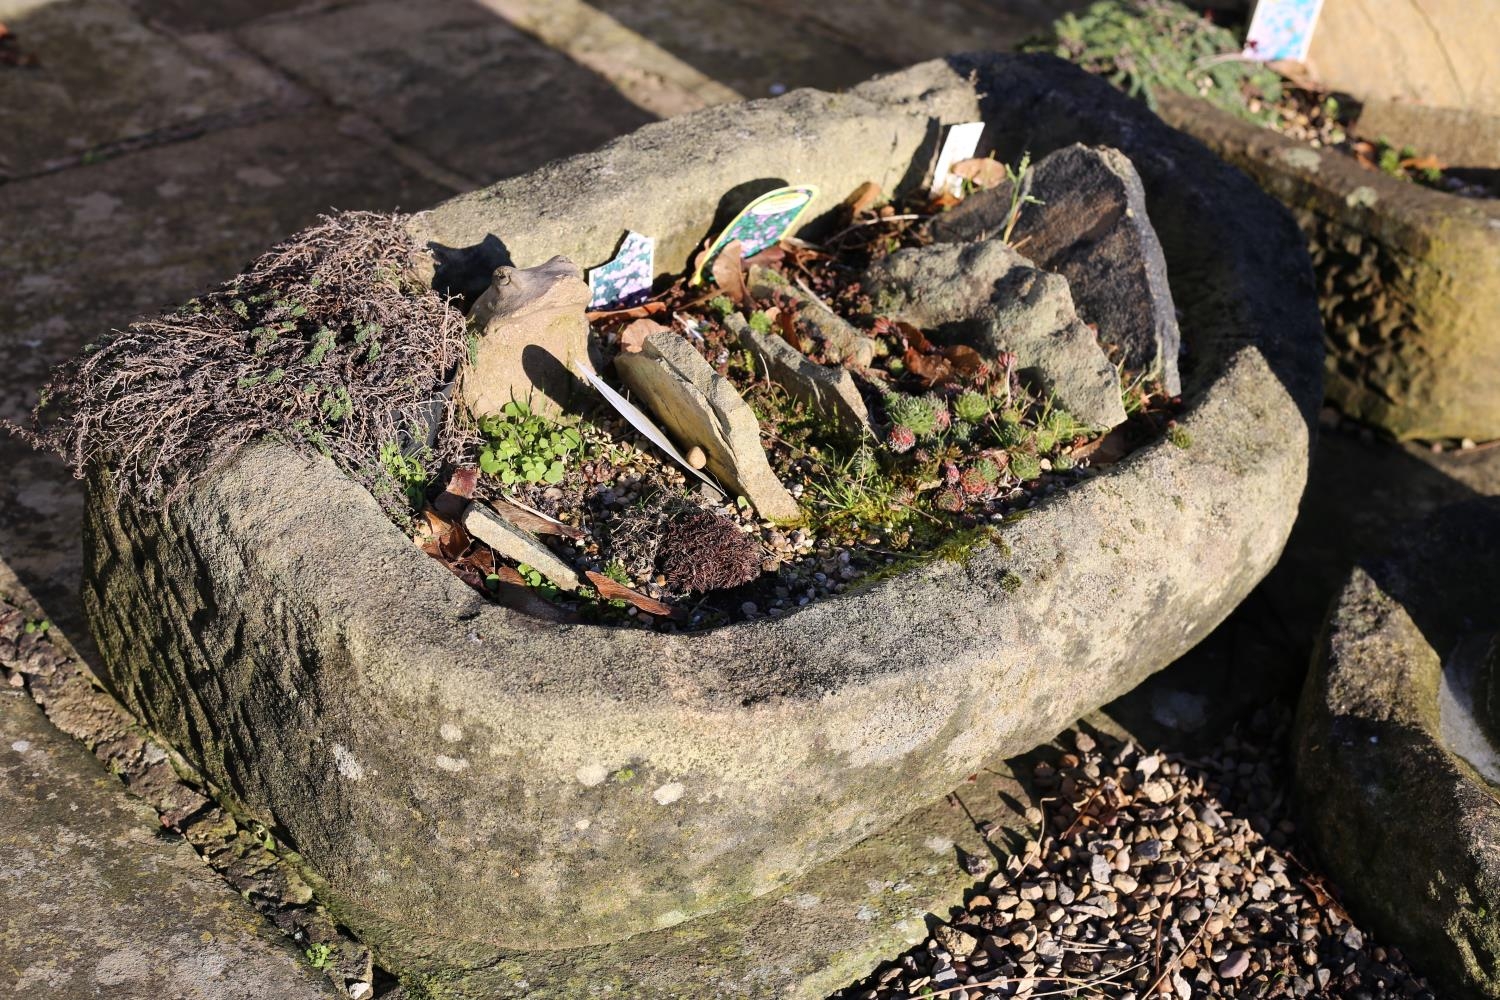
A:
83;54;1322;957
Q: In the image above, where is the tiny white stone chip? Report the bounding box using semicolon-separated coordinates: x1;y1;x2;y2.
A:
576;763;609;787
652;781;685;806
439;723;464;743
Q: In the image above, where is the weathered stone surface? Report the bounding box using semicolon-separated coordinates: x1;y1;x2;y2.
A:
929;143;1182;396
83;55;1321;976
864;240;1127;429
462;502;581;591
1296;499;1500;998
1353;100;1500;169
462;255;590;418
1306;0;1500;115
0;691;335;1000
616;331;801;521
1159;90;1500;441
382;752;1033;999
724;312;874;439
747;267;877;368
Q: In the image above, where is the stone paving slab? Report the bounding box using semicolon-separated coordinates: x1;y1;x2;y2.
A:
0;110;453;633
0;690;336;1000
235;0;658;185
0;0;288;178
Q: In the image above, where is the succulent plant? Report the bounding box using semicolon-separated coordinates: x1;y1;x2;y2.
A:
934;487;966;513
1010;451;1043;482
954;390;992;424
886;425;917;453
883;392;940;438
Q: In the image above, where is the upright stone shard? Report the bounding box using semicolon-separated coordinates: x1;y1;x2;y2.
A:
865;241;1127;429
615;332;801;522
928;144;1182;396
748;267;878;369
462;255;591;418
725;312;875;441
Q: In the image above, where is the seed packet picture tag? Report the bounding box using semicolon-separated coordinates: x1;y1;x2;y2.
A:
693;184;818;285
1243;0;1325;62
588;230;655;310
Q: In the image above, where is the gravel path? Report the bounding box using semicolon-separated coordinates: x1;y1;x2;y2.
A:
832;714;1435;1000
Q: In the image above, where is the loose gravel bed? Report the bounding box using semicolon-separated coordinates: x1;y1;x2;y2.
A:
832;715;1435;1000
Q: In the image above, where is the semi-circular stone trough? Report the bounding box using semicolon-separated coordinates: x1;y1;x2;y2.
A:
82;54;1321;976
1296;499;1500;998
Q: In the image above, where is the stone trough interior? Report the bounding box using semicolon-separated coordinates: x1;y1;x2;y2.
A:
74;54;1323;993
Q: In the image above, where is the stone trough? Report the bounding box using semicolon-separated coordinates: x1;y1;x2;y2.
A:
1158;93;1500;443
1296;499;1500;999
82;54;1321;995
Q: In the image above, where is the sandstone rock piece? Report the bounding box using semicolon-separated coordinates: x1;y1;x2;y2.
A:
462;501;581;591
462;255;591;418
748;267;877;369
725;312;874;440
929;144;1181;396
865;241;1126;429
615;332;800;521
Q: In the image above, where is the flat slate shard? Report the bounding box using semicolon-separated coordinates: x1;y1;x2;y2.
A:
725;312;875;441
462;255;592;418
615;331;801;522
928;144;1182;396
864;241;1127;429
462;501;581;591
748;267;878;369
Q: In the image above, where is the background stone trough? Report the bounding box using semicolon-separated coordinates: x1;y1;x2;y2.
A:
1297;498;1500;998
80;54;1321;995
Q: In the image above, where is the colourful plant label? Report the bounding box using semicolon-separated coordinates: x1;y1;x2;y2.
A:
588;231;655;310
694;185;817;283
1243;0;1325;62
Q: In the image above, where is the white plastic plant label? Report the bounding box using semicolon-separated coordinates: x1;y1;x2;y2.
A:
1243;0;1326;62
928;121;986;198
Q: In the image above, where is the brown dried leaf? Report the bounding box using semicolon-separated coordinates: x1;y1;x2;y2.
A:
619;317;668;354
416;508;471;560
491;497;585;540
586;300;667;322
711;239;748;305
844;180;882;215
941;344;986;377
585;571;675;617
432;465;480;518
905;347;952;386
951;157;1006;189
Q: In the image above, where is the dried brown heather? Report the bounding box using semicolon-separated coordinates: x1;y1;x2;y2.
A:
11;211;467;514
659;506;763;594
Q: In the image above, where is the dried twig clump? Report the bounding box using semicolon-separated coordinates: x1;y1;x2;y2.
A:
604;493;763;596
660;507;763;594
11;211;466;513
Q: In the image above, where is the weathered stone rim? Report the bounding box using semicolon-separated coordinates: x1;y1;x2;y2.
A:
84;54;1322;955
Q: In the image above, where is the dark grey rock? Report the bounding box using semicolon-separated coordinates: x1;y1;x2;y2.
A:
83;54;1321;992
0;691;334;1000
864;240;1127;429
929;143;1182;396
